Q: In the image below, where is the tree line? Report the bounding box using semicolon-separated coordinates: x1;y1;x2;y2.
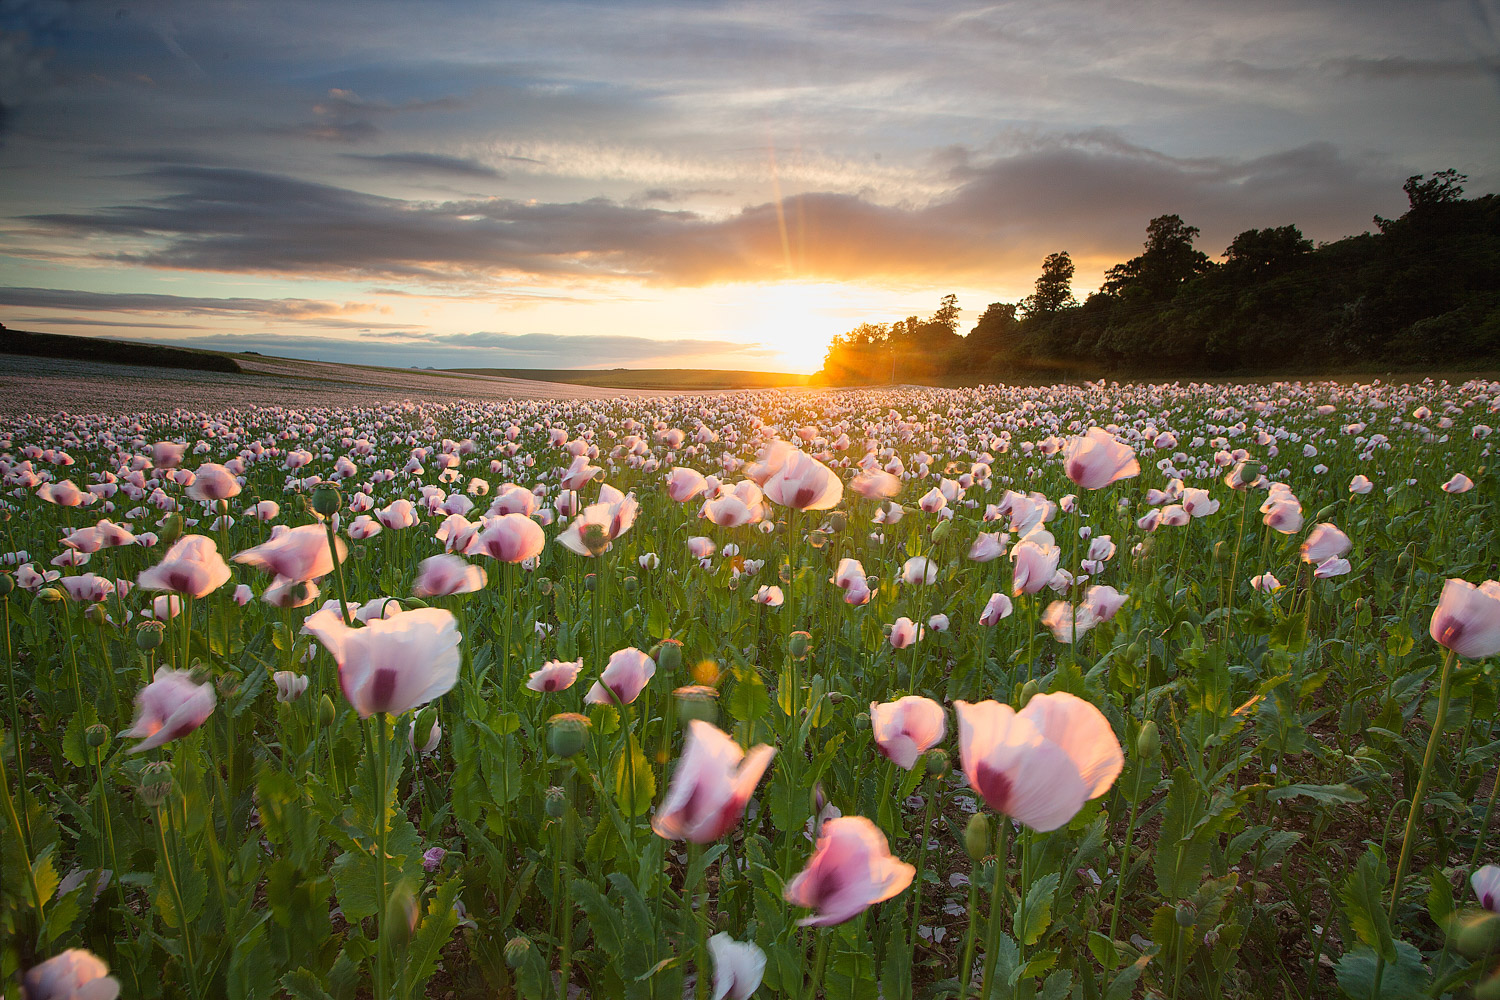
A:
813;170;1500;384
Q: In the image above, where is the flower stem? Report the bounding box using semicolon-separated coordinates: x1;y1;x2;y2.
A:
979;816;1011;1000
1389;646;1459;919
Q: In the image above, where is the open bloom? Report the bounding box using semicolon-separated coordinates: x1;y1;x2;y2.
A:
21;948;120;1000
980;592;1014;626
651;720;775;842
527;659;583;692
1250;572;1282;592
274;671;309;703
559;488;638;556
831;558;866;590
186;463;241;502
412;554;487;597
1010;538;1061;595
753;584;784;606
968;532;1008;562
901;556;937;585
1442;472;1474;494
955;693;1123;831
889;617;923;649
1349;475;1374;495
235;524;344;582
584;647;656;705
467;512;545;563
1429;578;1500;659
1040;601;1101;643
1473;865;1500;912
764;450;843;511
708;933;766;1000
124;667;216;753
137;535;232;598
784;816;914;926
303;607;462;717
38;480;95;507
850;469;902;500
1063;428;1140;490
1300;523;1351;565
870;696;946;769
666;467;709;503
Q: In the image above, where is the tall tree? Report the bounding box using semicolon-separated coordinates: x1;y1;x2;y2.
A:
1020;251;1076;317
932;293;960;333
1102;214;1212;302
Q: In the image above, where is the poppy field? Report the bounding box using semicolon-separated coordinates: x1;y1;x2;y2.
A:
2;379;1499;1000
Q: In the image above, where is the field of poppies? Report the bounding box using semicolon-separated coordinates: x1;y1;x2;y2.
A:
2;379;1499;1000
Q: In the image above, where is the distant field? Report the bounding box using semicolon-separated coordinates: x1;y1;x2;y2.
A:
447;367;811;389
0;327;242;373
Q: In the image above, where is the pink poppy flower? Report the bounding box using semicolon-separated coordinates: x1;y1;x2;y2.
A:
584;647;657;706
185;463;241;502
764;451;843;511
1430;578;1500;659
1300;523;1351;565
412;554;487;597
980;592;1013;625
527;659;583;692
21;948;120;1000
1063;428;1140;490
235;524;344;582
303;606;462;718
708;934;766;1000
124;667;216;753
651;720;775;843
783;816;914;926
137;535;232;598
466;513;545;563
870;696;946;769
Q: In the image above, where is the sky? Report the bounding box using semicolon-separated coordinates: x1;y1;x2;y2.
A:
1;0;1498;374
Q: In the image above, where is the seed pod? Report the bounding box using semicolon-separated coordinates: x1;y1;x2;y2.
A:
139;760;174;808
1175;902;1197;928
85;723;110;748
656;638;683;673
964;813;992;862
583;573;597;593
547;712;591;758
674;685;719;726
310;483;343;517
136;621;167;651
925;748;950;778
788;631;811;660
0;574;14;598
828;511;848;533
544;786;568;819
622;574;639;595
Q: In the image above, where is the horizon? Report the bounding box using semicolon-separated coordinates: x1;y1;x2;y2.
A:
2;1;1498;374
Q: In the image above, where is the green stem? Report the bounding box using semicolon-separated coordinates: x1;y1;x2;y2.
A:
1108;760;1147;948
0;740;44;932
374;715;390;1000
326;519;353;626
908;781;940;955
1388;647;1459;921
806;928;829;1000
979;816;1011;1000
158;801;202;1000
955;857;982;1000
1471;766;1500;868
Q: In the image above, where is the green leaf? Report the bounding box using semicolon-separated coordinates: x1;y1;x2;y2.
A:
1426;866;1455;928
726;669;770;723
1339;849;1396;962
1267;783;1367;806
1014;872;1061;947
1153;769;1213;900
880;907;912;1000
571;878;625;958
279;968;335;1000
613;732;655;817
1334;942;1428;999
406;875;463;990
1105;954;1150;1000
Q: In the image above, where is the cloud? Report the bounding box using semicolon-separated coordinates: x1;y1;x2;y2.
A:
342;152;502;178
126;329;775;369
21;135;1406;289
0;285;351;318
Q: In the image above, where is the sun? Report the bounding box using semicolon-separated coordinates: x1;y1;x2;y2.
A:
712;282;864;374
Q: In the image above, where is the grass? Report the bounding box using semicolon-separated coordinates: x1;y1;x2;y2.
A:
447;367;812;390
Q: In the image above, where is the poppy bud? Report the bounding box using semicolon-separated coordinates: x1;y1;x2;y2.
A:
931;519;952;543
548;712;591;758
136;621;167;651
353;543;368;561
1476;969;1500;1000
788;631;811;660
656;638;683;673
158;514;184;548
828;511;848;532
385;884;419;947
1137;720;1161;761
505;936;533;969
583;572;597;592
623;574;639;595
674;685;719;726
964;813;991;861
139;760;174;807
1455;911;1500;957
1175;902;1197;927
925;748;950;777
854;711;870;730
37;587;63;604
318;693;337;727
311;483;343;517
545;786;569;819
538;576;554;596
0;574;13;598
86;723;109;748
83;603;107;626
1315;502;1341;521
1018;679;1039;707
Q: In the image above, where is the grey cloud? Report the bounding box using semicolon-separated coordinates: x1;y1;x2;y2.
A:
342;152;503;178
20;135;1406;287
0;285;350;318
1328;55;1500;80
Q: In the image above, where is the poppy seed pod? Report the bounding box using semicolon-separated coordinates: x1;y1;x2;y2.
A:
656;638;683;673
548;712;591;757
310;483;343;517
135;620;167;651
674;684;719;726
545;785;569;818
138;760;174;807
505;936;533;969
828;510;848;532
789;631;812;659
925;748;950;777
85;723;109;748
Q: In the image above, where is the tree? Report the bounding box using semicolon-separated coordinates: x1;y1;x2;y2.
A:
1404;169;1466;209
932;293;960;333
1102;214;1212;302
1020;251;1076;317
1221;225;1313;278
